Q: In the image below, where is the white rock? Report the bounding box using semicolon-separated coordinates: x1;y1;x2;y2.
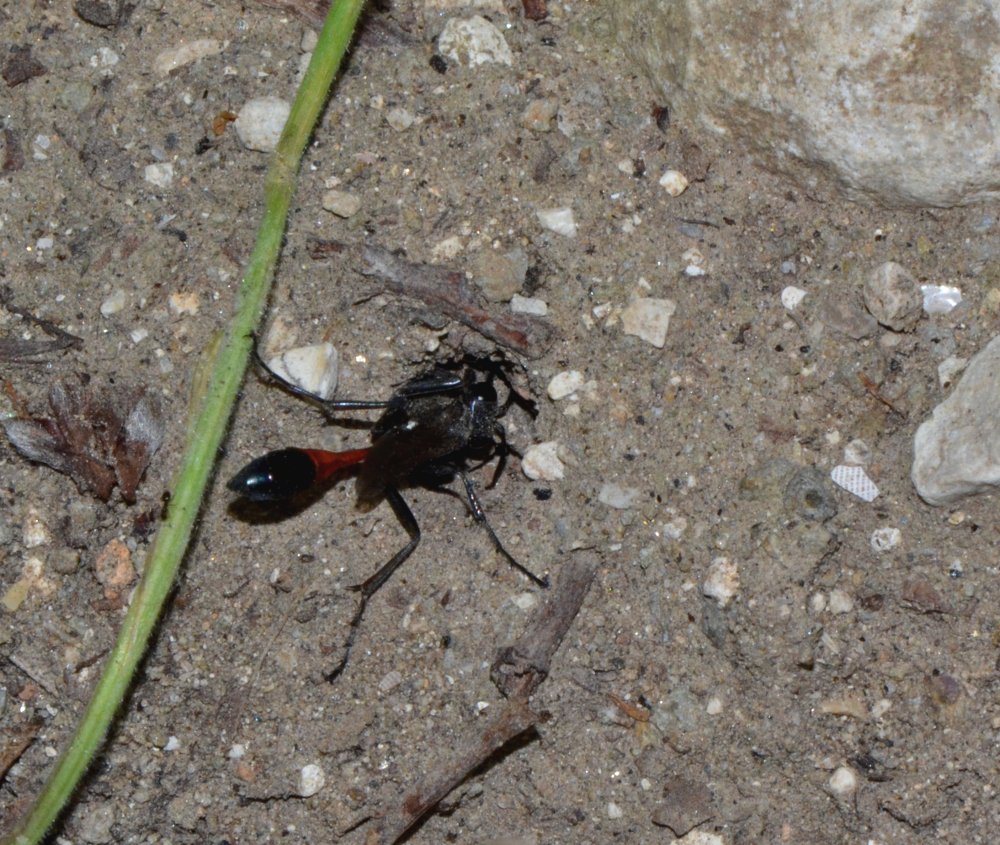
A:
298;764;325;798
322;189;361;218
870;526;902;552
913;335;1000;504
828;588;854;614
266;343;339;401
234;97;291;152
536;207;577;237
547;370;585;400
614;0;1000;207
702;556;739;607
658;169;689;196
153;38;223;76
781;286;807;310
621;297;676;348
509;294;548;315
598;482;640;509
864;261;922;331
828;766;858;797
438;15;513;67
830;465;879;502
607;801;624;819
522;441;564;481
385;107;415;131
144;162;174;188
100;290;126;317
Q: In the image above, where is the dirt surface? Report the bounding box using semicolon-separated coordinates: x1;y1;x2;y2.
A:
2;2;1000;843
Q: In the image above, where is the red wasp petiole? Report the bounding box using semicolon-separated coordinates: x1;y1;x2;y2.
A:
228;348;548;680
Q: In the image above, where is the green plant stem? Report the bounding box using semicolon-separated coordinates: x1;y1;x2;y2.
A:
0;2;366;843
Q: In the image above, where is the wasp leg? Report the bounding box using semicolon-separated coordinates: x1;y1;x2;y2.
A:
458;470;549;588
324;487;421;682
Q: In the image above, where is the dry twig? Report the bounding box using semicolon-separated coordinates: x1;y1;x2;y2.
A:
369;553;598;843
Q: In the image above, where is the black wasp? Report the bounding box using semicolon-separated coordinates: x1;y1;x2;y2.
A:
228;352;549;680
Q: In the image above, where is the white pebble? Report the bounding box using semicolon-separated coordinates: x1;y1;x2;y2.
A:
22;508;52;548
658;169;689;196
100;290;127;317
921;283;962;314
598;482;640;510
163;736;181;752
35;236;53;250
512;592;538;610
378;669;402;693
266;343;339;401
781;285;807;310
298;763;325;798
144;162;174;188
830;465;879;502
702;556;739;607
322;189;361;218
385;107;415;131
228;743;246;759
235;97;291;152
606;801;623;820
937;356;967;388
153;38;223;76
828;766;857;797
828;588;854;614
509;294;547;315
870;526;902;553
621;297;676;348
438;15;513;66
843;438;872;466
706;696;723;715
547;370;585;400
536;207;577;237
521;441;565;481
871;698;892;718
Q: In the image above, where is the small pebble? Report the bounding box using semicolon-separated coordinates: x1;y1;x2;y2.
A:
322;189;361;218
512;591;538;610
842;438;872;466
828;588;854;614
781;286;807;310
437;15;513;67
621;297;676;348
163;735;181;752
937;356;967;388
864;261;923;331
705;696;723;715
870;526;902;552
385;107;414;131
144;162;173;188
472;248;527;301
100;290;126;317
547;370;585;400
266;343;338;401
521;98;558;131
598;482;640;509
509;294;547;315
22;508;52;548
830;465;879;502
702;556;739;607
658;169;689;196
828;766;858;797
378;669;402;693
536;207;577;237
153;38;223;76
168;291;200;316
298;763;325;797
607;802;623;820
921;284;962;314
522;441;565;481
234;97;291;152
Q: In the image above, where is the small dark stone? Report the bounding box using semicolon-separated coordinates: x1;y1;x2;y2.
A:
783;466;838;522
73;0;126;28
3;46;47;87
429;54;448;74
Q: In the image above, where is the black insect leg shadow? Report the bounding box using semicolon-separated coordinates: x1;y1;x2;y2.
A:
324;487;421;682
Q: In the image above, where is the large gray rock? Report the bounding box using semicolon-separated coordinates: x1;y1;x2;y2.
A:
613;0;1000;207
912;336;1000;505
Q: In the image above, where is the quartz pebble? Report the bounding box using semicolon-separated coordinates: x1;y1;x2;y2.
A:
921;284;962;314
781;286;807;310
864;261;923;331
510;294;547;315
153;38;222;76
235;97;291;152
438;15;513;67
266;343;338;401
385;107;415;131
322;189;361;218
702;556;739;607
547;370;585;400
536;207;577;237
297;764;325;798
830;465;879;502
598;482;640;509
522;441;564;481
870;527;902;552
658;169;689;196
144;162;173;188
100;290;126;316
828;766;858;797
621;297;676;348
828;588;854;614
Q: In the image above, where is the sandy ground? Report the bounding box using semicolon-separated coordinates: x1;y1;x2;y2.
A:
2;2;1000;843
